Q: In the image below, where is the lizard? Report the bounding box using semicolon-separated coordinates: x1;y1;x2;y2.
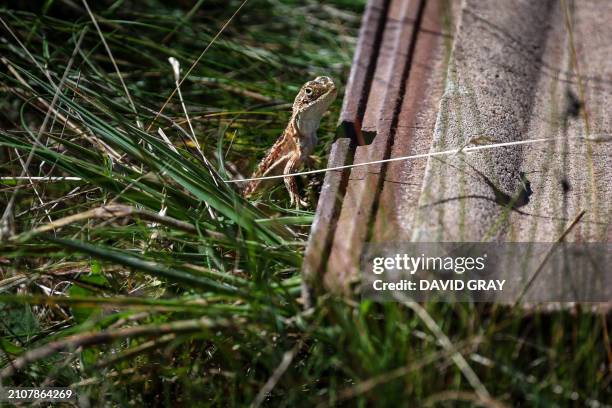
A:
241;76;337;207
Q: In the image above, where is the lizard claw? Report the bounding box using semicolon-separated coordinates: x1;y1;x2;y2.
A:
289;192;308;209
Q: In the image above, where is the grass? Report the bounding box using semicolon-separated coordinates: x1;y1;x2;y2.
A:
0;1;610;406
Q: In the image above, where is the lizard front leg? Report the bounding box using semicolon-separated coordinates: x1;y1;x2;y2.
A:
283;154;306;208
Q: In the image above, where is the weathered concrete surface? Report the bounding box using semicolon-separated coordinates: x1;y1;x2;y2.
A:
302;0;611;298
511;0;612;243
411;0;610;243
411;0;556;242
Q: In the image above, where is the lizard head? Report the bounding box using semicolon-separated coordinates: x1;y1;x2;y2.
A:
292;76;337;135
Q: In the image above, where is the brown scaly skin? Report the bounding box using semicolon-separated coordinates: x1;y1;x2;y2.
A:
242;76;337;207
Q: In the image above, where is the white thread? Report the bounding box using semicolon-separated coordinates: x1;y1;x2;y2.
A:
4;137;582;185
0;177;84;181
228;137;557;183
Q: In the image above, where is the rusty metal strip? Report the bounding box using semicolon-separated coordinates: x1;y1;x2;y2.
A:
361;0;417;136
301;138;353;306
339;0;390;146
301;0;390;302
373;0;448;243
325;0;427;295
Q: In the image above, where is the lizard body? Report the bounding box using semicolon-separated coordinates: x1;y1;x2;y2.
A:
242;76;337;207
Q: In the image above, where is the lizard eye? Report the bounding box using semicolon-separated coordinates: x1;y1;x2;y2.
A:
304;87;313;96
